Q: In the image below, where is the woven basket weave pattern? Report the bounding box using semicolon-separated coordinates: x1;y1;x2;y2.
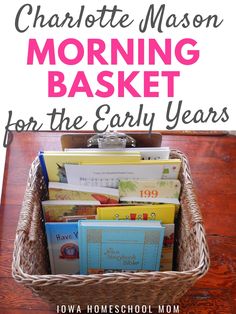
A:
12;149;210;307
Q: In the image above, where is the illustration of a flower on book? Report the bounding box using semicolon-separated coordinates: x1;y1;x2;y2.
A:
59;243;79;259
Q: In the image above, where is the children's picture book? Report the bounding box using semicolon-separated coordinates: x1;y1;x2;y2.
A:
97;204;175;224
42;200;131;222
78;220;165;274
39;151;141;183
135;148;170;160
119;179;181;205
65;147;170;160
42;200;99;222
160;224;175;271
45;222;79;275
48;182;119;204
65;159;181;188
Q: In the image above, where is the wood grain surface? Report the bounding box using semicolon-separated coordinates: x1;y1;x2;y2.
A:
0;132;235;314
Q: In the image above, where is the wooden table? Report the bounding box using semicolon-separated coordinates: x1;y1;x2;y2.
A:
0;132;235;314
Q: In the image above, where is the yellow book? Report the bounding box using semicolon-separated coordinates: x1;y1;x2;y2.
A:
39;152;141;182
81;159;181;165
97;204;175;224
43;150;141;155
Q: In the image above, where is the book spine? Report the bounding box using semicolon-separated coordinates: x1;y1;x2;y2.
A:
38;151;49;186
45;224;56;274
156;227;165;270
78;223;86;275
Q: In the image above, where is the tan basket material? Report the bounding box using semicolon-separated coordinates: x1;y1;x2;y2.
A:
12;149;210;307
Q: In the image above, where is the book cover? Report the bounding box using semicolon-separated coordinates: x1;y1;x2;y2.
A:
65;147;170;160
40;151;141;183
42;199;130;222
48;182;119;204
78;220;165;274
42;200;99;222
97;204;175;224
45;222;79;275
119;179;181;204
160;224;175;271
65;160;181;188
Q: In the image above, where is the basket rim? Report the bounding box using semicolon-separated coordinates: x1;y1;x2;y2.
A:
12;148;210;285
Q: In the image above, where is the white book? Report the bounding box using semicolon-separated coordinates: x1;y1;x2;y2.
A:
65;160;180;188
42;200;100;206
48;182;119;196
120;197;180;205
65;147;170;160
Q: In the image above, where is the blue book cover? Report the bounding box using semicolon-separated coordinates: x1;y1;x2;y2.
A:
38;151;49;185
78;220;165;275
45;222;79;274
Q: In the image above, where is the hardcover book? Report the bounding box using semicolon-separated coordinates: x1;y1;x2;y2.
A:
97;204;175;224
78;220;165;274
42;200;99;222
119;179;181;205
48;182;119;204
39;151;141;183
160;224;175;271
45;222;79;275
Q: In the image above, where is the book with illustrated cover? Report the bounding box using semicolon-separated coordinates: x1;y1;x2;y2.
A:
39;151;141;183
48;182;119;204
160;224;175;271
42;200;130;222
119;179;181;205
78;220;165;275
45;222;79;275
65;159;181;188
97;204;175;224
42;200;99;222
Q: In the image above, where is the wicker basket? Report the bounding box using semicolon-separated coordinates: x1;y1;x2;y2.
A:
12;149;210;307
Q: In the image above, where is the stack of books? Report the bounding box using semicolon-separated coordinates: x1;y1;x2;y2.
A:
39;147;181;274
